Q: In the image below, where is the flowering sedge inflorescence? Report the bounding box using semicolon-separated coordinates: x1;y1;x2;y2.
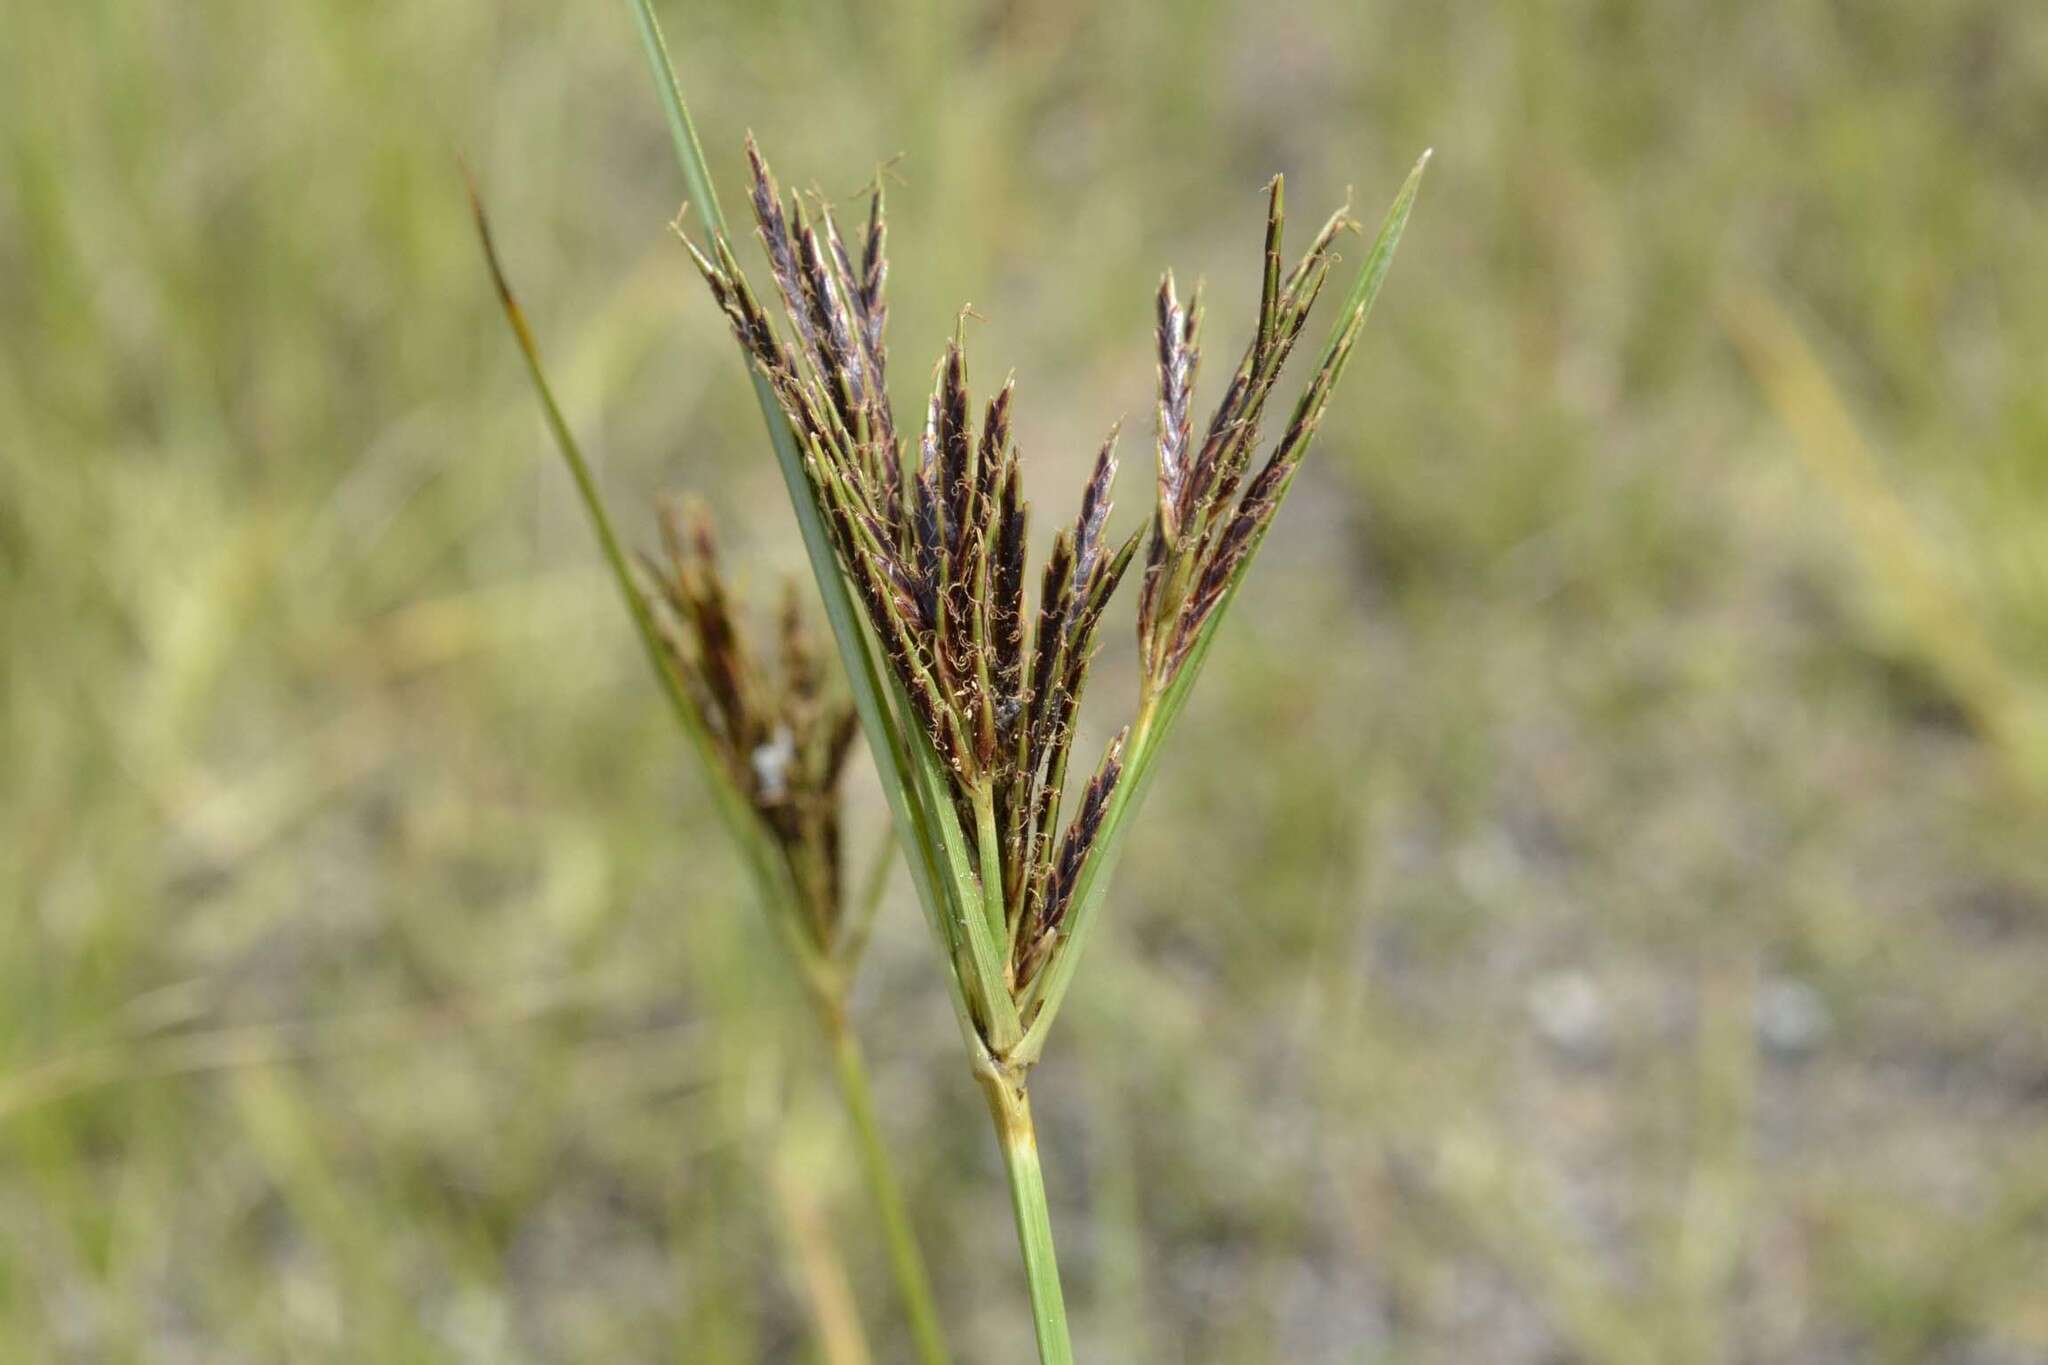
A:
479;30;1421;1346
681;138;1420;1064
641;498;859;951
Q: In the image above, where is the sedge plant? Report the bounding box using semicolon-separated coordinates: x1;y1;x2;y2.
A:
671;140;1426;1365
466;192;953;1365
626;6;1422;1359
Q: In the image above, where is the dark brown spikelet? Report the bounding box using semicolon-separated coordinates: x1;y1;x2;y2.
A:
1073;425;1120;594
933;340;975;563
1153;273;1200;540
814;183;901;517
1013;726;1123;995
746;137;819;360
991;456;1028;734
795;206;867;434
1040;730;1125;941
1025;531;1077;760
990;469;1034;896
1167;506;1255;672
1024;521;1137;900
1008;526;1077;931
979;384;1012;537
912;456;943;614
857;185;901;505
857;185;898;467
859;183;889;356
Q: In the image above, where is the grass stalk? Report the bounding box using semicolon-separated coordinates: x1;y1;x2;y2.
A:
821;1004;952;1365
769;1150;875;1365
977;1069;1072;1365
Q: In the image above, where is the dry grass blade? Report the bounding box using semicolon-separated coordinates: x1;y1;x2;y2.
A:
464;175;772;886
1723;289;2044;794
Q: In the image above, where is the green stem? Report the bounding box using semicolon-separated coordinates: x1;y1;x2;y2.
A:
821;1002;954;1365
624;0;725;230
978;1069;1073;1365
972;785;1010;960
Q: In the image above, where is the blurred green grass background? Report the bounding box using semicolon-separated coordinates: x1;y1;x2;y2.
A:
6;1;2048;1361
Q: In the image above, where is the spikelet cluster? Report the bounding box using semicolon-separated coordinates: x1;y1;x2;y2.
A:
684;139;1364;999
1138;180;1359;688
642;496;858;944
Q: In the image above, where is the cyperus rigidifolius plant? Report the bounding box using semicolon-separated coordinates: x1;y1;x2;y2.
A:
683;138;1427;1363
467;192;953;1365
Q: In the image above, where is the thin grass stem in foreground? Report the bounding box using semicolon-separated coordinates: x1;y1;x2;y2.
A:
826;1007;951;1365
